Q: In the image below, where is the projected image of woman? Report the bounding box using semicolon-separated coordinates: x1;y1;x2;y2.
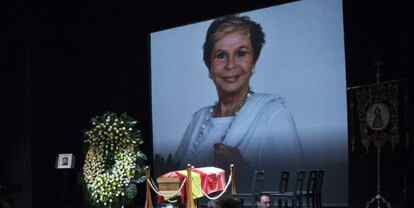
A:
173;15;305;173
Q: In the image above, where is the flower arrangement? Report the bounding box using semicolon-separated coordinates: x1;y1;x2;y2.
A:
82;112;146;208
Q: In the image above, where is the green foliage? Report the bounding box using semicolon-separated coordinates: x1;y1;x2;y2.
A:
125;183;137;199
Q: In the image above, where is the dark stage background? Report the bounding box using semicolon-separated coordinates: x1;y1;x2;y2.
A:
1;1;413;208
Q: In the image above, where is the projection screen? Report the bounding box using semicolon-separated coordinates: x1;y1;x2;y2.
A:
151;0;348;206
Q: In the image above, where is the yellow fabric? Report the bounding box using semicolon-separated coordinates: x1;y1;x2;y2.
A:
177;170;203;198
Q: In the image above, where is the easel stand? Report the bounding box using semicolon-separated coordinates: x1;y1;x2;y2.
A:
63;170;68;208
365;147;391;208
55;154;75;208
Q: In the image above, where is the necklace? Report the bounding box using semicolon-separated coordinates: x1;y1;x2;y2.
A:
187;91;254;161
211;91;253;117
208;90;254;140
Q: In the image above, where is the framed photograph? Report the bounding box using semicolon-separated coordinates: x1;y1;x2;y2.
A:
56;153;74;169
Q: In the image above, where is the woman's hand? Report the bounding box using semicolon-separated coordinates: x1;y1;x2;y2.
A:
213;143;248;169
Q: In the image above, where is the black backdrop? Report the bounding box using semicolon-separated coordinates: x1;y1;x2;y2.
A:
1;0;413;207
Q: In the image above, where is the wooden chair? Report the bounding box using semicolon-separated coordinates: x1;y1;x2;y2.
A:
264;170;305;208
314;170;324;208
262;171;290;207
279;171;290;193
302;170;318;208
231;170;265;208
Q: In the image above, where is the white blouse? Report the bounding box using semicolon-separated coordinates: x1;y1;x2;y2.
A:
184;116;234;166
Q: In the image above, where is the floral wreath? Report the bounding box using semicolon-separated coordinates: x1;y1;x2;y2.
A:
82;112;146;208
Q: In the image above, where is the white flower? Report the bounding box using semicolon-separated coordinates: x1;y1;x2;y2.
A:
83;113;144;206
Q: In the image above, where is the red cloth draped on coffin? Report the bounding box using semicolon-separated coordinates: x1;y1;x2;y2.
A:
157;167;226;203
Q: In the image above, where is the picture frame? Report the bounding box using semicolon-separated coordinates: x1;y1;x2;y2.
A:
56;153;74;169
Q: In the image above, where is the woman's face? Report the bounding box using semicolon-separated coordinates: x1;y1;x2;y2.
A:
209;30;255;97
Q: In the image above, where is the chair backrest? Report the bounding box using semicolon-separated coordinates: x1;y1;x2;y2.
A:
295;170;306;193
251;170;265;197
306;170;318;194
315;170;324;194
278;171;290;192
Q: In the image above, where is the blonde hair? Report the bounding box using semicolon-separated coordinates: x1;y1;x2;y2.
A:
203;15;265;69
